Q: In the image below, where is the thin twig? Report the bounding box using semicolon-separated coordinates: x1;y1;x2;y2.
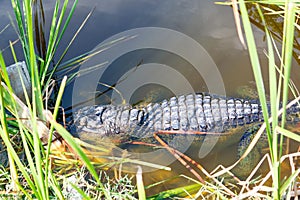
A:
232;0;247;49
153;132;205;183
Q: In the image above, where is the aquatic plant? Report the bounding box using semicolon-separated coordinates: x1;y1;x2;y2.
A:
0;0;108;198
223;0;300;199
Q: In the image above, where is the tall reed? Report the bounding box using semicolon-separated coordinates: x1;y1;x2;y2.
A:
237;1;300;199
0;0;106;198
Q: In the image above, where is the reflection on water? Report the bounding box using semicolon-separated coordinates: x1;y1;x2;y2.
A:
0;0;265;102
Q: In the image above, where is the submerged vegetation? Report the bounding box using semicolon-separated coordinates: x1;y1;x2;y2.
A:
0;0;299;199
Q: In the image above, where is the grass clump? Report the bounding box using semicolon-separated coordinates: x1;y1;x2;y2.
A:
0;0;108;198
228;0;300;199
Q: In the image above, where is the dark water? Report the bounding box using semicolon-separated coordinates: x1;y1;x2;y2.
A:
0;0;261;102
1;0;299;194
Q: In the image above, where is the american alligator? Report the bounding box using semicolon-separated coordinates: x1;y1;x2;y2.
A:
72;93;300;175
74;93;268;136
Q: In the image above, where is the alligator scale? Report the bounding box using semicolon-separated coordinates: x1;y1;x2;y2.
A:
74;93;267;135
73;93;300;174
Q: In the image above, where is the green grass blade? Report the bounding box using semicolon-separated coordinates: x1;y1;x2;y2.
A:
48;170;64;199
238;1;299;199
53;1;90;68
136;166;146;200
256;5;283;197
0;79;41;198
69;183;92;200
15;181;32;199
238;0;272;155
16;0;44;118
41;0;79;87
0;128;37;198
10;42;32;109
0;53;13;92
281;1;296;128
256;4;279;150
147;183;201;200
279;168;300;196
276;126;300;142
0;88;37;197
53;0;78;54
44;76;67;196
0;74;18;193
10;0;29;65
278;2;296;198
39;0;59;76
40;0;68;85
46;120;111;199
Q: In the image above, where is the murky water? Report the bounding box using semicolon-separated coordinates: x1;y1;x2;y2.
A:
1;0;299;195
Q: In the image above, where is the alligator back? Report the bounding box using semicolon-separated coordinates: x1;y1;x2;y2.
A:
73;93;270;139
